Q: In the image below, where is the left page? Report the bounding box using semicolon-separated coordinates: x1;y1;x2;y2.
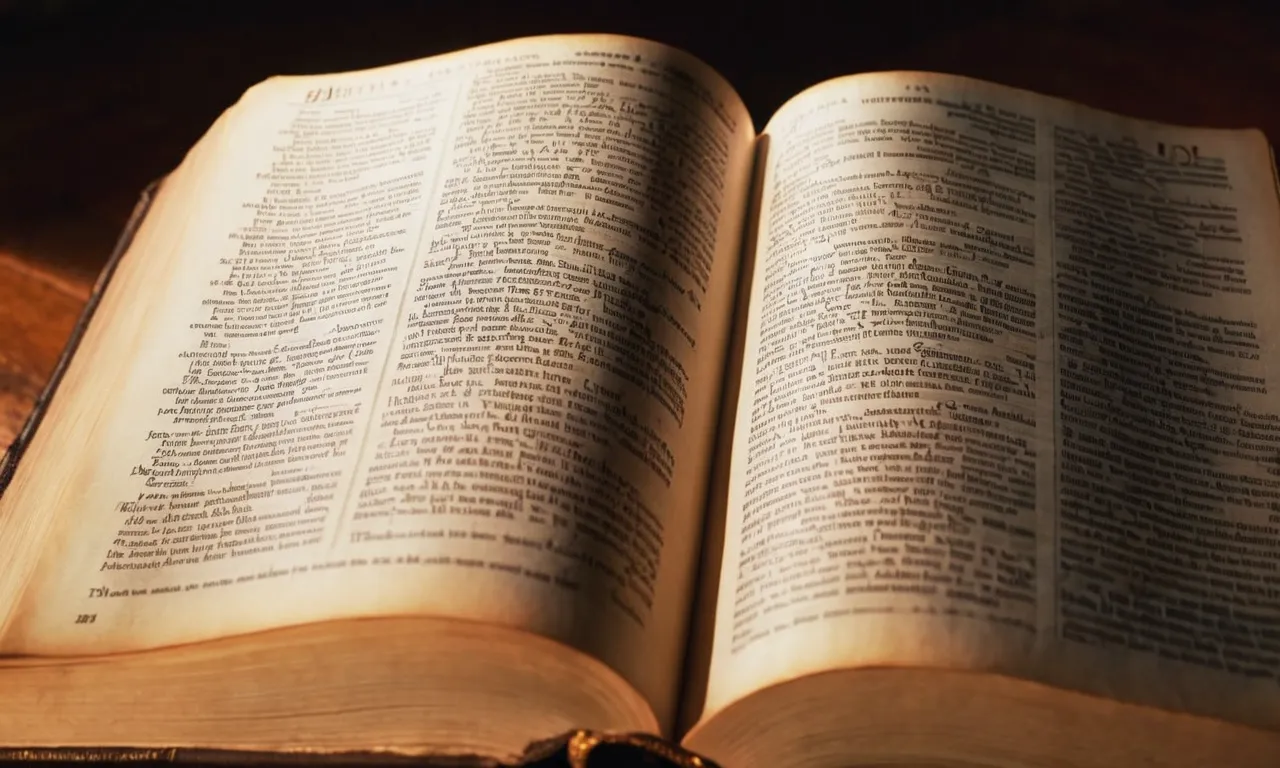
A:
0;34;756;728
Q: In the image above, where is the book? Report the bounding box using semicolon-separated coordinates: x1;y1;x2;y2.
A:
2;32;1279;767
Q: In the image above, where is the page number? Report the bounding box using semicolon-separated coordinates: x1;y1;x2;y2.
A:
75;613;97;624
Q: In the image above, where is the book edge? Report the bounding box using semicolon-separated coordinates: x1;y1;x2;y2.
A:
0;179;163;499
0;730;717;767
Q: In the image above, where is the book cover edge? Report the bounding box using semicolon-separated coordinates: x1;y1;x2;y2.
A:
0;731;715;767
0;179;163;498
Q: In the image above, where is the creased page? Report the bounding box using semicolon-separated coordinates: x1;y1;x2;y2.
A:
2;35;755;728
698;71;1280;732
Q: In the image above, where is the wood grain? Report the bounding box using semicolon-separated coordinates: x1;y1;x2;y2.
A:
0;253;88;448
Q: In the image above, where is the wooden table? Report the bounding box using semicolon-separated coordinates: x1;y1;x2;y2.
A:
4;0;1280;449
0;254;89;445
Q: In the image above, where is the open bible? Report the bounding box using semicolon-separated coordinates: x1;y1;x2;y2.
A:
3;33;1280;768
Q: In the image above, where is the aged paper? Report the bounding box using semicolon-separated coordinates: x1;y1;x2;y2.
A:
700;71;1280;731
1;35;755;729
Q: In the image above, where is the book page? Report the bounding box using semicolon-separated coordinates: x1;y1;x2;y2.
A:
0;35;755;728
697;71;1280;730
1035;84;1280;730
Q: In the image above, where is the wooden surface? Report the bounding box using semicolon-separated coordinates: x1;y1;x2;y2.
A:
3;0;1280;450
0;254;89;448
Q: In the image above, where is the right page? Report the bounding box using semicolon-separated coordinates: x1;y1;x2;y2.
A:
699;71;1280;730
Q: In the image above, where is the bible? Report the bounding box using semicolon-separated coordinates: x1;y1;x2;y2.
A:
3;33;1279;768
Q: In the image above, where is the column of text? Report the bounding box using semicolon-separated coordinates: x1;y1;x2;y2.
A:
731;84;1042;653
343;50;743;630
1053;127;1280;680
99;84;450;579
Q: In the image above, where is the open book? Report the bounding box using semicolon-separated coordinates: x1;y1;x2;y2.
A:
3;33;1279;768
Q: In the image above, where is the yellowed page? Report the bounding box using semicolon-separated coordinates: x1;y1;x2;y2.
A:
698;71;1280;732
0;35;755;730
0;109;234;628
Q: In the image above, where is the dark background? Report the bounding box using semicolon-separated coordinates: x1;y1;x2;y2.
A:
2;1;1279;759
2;0;1280;285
